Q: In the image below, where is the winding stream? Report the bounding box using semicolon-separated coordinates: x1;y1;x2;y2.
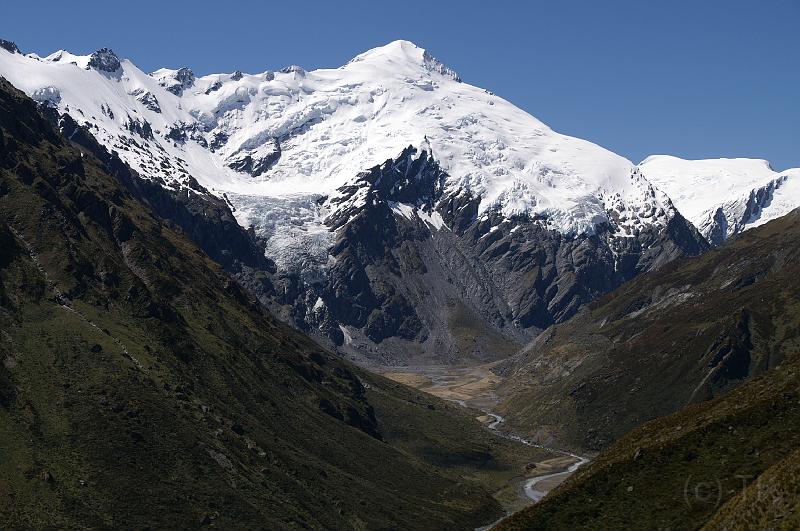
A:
480;412;590;502
473;411;590;530
380;364;590;529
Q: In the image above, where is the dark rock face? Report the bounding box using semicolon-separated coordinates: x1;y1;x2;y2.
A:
166;122;208;148
160;67;195;95
261;147;708;364
0;39;20;54
227;139;281;177
705;208;728;246
124;116;154;140
131;89;161;113
319;147;445;348
204;80;223;94
279;65;305;75
209;131;228;151
704;175;790;245
175;67;195;85
88;48;121;73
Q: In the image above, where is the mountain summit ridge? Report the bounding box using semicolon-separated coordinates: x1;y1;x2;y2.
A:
345;39;462;80
0;38;658;236
2;38;793;242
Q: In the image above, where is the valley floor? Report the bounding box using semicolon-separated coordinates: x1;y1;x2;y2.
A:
380;363;588;518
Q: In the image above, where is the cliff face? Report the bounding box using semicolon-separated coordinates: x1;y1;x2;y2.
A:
256;147;707;364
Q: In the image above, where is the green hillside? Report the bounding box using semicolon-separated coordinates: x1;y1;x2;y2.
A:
499;355;800;529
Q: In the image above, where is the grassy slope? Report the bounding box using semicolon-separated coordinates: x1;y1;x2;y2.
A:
496;212;800;529
498;359;800;530
0;78;544;530
703;448;800;530
499;210;800;451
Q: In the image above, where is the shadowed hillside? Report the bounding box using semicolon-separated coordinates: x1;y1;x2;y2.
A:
499;353;800;530
499;210;800;451
0;78;547;530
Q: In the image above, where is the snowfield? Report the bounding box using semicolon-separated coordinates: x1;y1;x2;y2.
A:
640;155;800;242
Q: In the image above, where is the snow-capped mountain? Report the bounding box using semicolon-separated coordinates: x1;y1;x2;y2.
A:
0;39;718;362
0;40;674;234
638;156;800;245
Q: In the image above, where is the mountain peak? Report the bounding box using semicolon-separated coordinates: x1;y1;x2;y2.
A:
88;47;121;73
150;66;196;95
347;40;461;81
354;39;425;60
0;39;20;54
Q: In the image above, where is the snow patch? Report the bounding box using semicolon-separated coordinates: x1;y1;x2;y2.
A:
418;209;447;230
389;201;415;221
389;201;448;231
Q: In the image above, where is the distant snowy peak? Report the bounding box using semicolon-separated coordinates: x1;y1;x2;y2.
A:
156;39;656;235
42;48;121;73
638;155;800;244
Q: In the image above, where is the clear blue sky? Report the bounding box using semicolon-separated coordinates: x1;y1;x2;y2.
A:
2;0;798;169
